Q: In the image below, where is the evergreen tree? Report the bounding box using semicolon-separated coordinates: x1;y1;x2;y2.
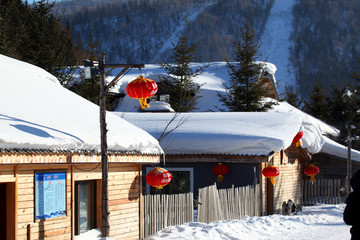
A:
71;29;101;104
70;29;115;110
0;0;29;58
351;58;360;82
283;85;303;108
158;18;207;112
0;0;78;85
327;85;360;150
303;80;329;122
218;20;274;112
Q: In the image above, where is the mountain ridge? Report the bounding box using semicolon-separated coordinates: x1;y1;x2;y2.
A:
57;0;360;98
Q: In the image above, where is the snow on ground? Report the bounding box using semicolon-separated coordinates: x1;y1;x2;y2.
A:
145;204;350;240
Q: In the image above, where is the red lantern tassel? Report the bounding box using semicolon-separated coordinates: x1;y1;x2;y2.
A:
309;175;315;182
217;175;224;182
270;177;277;185
139;99;150;109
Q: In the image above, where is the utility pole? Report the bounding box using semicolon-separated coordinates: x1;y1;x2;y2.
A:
94;53;144;237
346;128;352;198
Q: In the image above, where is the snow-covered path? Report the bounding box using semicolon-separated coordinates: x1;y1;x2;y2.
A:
260;0;297;92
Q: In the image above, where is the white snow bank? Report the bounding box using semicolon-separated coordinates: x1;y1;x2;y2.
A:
145;204;350;240
75;229;113;240
122;111;323;156
0;54;162;154
143;101;174;112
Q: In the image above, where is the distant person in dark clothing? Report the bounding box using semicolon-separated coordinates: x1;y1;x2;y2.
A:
344;169;360;240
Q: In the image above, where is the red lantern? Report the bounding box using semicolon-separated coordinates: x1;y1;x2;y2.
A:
126;76;158;109
292;131;303;147
262;165;280;185
146;167;172;189
304;164;319;182
212;163;229;182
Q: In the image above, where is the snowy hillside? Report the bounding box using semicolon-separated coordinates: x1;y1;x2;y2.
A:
59;0;360;98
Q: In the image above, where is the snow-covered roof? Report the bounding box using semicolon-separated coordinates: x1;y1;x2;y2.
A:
319;137;360;162
109;62;359;160
121;112;323;157
112;62;278;113
0;54;162;154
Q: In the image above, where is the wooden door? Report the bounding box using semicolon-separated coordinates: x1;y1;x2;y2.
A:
0;184;6;239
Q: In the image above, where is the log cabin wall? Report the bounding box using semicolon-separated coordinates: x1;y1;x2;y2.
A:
0;152;158;240
261;146;307;215
312;153;360;181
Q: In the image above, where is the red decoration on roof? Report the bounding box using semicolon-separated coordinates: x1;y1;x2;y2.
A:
292;131;303;147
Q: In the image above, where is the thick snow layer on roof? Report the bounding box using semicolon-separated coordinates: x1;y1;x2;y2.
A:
0;54;162;154
122;112;323;156
271;100;339;137
110;62;356;160
320;137;360;162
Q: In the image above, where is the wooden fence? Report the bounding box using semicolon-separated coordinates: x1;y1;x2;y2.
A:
197;183;261;223
141;193;193;239
303;178;345;205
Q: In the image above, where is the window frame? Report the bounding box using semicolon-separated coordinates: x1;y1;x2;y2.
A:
74;180;97;235
145;167;194;195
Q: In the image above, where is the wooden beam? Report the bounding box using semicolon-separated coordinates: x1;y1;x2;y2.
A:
105;64;144;68
105;64;144;93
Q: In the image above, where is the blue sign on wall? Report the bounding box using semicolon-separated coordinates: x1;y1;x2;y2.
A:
35;172;66;220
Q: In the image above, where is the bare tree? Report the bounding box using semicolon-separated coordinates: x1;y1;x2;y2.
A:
157;113;189;143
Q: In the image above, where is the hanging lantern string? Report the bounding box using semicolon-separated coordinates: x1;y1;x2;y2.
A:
139;67;143;76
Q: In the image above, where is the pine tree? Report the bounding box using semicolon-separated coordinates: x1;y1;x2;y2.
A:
71;29;101;104
303;80;329;122
0;0;78;85
283;85;303;108
218;20;274;112
351;58;360;83
158;18;207;112
327;85;360;149
70;28;115;110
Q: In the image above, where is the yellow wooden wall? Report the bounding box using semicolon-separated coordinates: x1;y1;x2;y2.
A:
17;165;72;240
261;146;306;214
0;163;143;240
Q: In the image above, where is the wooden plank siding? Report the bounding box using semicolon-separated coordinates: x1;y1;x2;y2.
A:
0;153;160;240
261;145;309;215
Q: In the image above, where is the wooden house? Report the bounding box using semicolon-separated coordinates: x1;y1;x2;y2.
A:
123;111;325;215
312;137;360;181
0;54;162;240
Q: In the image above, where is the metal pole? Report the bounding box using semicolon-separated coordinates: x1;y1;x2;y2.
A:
99;52;110;237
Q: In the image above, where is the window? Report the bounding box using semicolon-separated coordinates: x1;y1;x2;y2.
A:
159;94;170;102
145;167;193;195
75;181;96;235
